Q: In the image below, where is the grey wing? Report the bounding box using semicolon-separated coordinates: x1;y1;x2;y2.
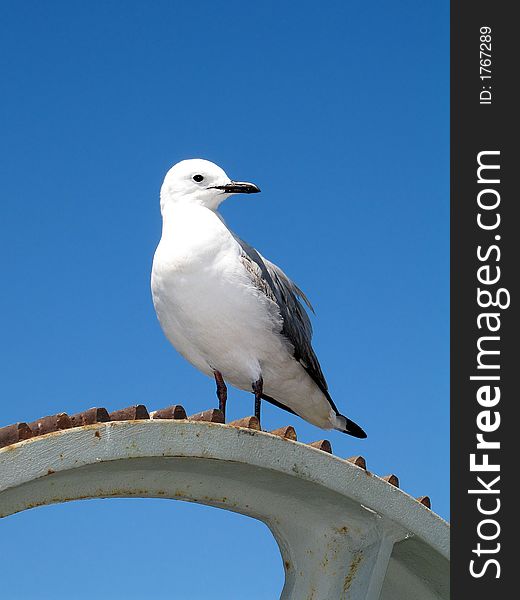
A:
234;235;339;413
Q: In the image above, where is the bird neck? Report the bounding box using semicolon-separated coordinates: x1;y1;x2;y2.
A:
160;203;226;240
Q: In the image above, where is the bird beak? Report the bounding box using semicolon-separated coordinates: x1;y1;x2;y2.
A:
211;181;261;194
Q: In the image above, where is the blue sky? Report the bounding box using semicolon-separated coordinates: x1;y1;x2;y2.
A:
0;1;449;598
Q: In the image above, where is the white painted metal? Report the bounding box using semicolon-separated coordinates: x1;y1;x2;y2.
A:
0;420;449;599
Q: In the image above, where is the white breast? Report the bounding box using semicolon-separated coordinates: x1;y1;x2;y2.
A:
151;205;283;388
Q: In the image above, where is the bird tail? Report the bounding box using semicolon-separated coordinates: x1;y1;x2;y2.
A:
334;414;367;438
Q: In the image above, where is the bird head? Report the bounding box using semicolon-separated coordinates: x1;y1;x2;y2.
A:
160;159;260;212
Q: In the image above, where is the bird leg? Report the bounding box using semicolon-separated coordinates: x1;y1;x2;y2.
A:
252;377;263;426
214;370;227;421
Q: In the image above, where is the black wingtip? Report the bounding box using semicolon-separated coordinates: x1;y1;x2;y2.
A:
342;417;368;439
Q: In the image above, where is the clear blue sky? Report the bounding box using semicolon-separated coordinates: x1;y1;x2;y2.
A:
0;1;449;598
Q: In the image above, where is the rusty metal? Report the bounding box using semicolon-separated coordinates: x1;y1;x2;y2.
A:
0;399;443;564
310;439;332;453
270;426;297;440
28;413;72;436
229;416;261;430
0;422;33;449
109;405;150;421
70;407;110;427
0;418;450;600
347;455;367;470
382;474;400;488
0;404;419;518
417;496;432;509
150;405;187;420
188;408;225;423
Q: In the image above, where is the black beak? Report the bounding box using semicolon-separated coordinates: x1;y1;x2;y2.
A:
211;181;261;194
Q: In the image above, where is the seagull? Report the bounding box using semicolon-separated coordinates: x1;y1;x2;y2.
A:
151;159;366;438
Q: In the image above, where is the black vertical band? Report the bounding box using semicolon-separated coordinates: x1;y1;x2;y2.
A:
451;2;515;596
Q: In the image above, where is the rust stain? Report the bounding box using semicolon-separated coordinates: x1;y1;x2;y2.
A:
292;463;307;477
321;554;329;569
94;431;101;438
110;404;149;421
417;495;432;509
284;560;291;571
381;474;400;488
201;495;230;505
229;416;260;430
234;426;259;437
346;455;366;470
309;439;332;453
343;551;363;596
270;425;297;440
47;469;55;475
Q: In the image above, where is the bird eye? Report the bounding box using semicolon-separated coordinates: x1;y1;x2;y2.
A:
192;174;204;182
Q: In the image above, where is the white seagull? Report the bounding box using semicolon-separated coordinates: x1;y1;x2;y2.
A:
151;159;366;437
